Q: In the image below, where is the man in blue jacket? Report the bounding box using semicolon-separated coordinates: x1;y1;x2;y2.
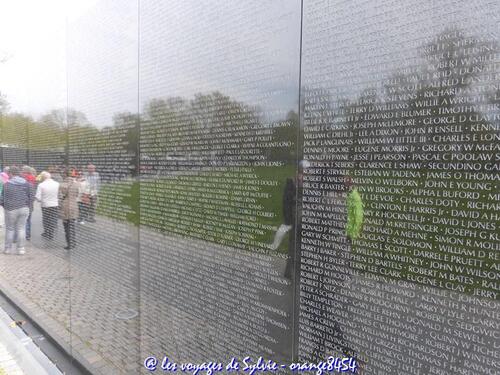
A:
0;166;34;255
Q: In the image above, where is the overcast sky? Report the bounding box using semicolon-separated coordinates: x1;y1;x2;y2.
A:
0;0;101;119
1;0;498;126
0;0;301;127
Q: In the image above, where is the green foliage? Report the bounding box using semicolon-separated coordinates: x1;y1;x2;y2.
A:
98;165;295;255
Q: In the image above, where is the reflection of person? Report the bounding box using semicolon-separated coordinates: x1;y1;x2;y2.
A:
343;175;365;373
77;172;90;224
0;166;34;255
35;172;59;240
345;176;364;241
278;160;306;362
281;161;307;280
83;163;100;223
302;167;360;366
59;169;80;250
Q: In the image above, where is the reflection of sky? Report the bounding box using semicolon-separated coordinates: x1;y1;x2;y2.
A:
139;0;301;123
1;0;301;127
0;0;67;117
0;0;99;119
2;0;498;126
302;0;500;102
67;0;138;127
66;0;302;127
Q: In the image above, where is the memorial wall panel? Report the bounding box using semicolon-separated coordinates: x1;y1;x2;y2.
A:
300;0;500;373
67;0;140;372
0;1;498;374
139;0;301;365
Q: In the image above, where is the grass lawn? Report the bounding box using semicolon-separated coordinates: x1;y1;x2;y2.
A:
96;164;497;296
97;165;296;255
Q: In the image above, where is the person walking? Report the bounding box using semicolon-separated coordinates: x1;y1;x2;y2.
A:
35;171;60;240
83;163;100;223
0;166;34;255
345;175;364;241
59;169;80;250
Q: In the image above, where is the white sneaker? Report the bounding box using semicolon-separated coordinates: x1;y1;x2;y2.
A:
18;248;26;255
270;224;292;250
3;249;12;255
79;221;85;225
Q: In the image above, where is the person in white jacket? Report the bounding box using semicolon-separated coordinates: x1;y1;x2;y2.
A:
35;172;59;240
76;173;90;224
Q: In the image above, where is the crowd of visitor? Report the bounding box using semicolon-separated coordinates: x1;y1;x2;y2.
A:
0;164;101;253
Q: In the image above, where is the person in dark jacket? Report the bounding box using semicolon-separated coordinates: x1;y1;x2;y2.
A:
21;165;37;240
0;166;34;255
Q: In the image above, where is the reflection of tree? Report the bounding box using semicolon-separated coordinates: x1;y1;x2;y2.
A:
271;110;299;162
1;108;92;152
0;92;8;114
2;87;298;173
112;111;139;175
138;92;296;253
140;91;294;173
140;96;192;168
1;113;30;146
39;108;90;129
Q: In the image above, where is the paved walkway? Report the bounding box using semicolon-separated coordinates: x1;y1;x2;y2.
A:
1;203;498;375
0;204;140;374
0;202;293;374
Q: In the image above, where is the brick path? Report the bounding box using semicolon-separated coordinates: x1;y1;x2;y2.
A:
0;204;140;374
0;202;294;374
